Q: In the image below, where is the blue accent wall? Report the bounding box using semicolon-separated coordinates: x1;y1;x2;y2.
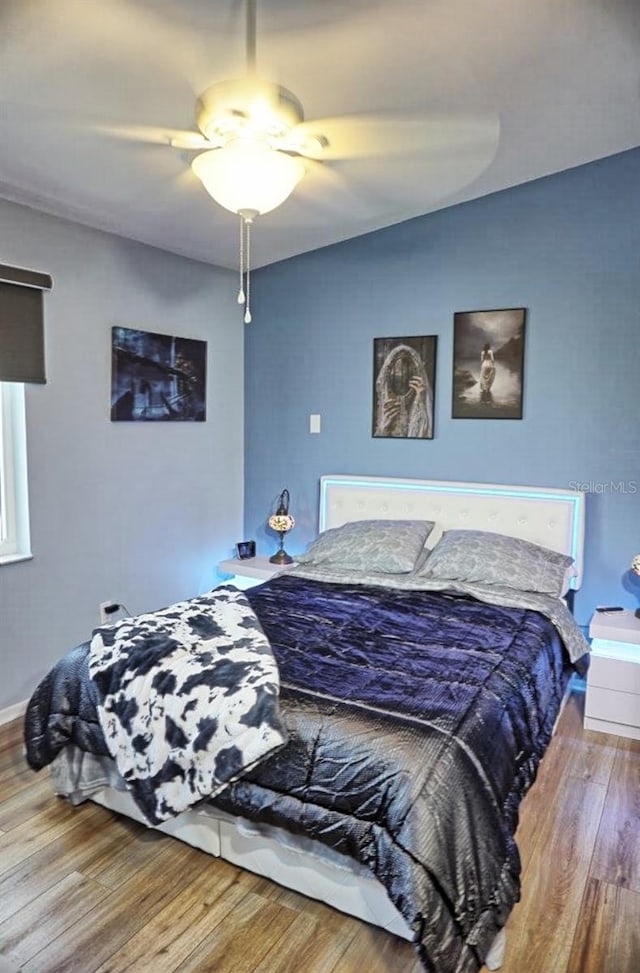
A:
245;148;640;624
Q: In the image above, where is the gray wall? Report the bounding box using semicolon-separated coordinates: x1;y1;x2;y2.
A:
1;199;244;710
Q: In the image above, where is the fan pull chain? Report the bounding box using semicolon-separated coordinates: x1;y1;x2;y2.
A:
244;218;252;324
237;214;245;305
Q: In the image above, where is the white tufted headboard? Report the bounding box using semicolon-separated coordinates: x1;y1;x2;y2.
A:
319;475;585;589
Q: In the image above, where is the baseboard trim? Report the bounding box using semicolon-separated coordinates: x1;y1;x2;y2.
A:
0;699;27;727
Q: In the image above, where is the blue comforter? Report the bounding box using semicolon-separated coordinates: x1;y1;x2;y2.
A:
227;576;569;973
24;575;570;973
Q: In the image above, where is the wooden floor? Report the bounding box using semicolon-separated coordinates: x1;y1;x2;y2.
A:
0;684;639;973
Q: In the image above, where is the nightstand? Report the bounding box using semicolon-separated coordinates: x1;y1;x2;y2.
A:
584;610;640;740
217;555;292;589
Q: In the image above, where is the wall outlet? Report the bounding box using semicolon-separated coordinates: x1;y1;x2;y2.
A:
99;600;116;624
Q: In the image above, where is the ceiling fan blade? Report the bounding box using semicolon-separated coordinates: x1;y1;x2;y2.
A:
290;158;374;218
90;123;218;150
285;113;500;162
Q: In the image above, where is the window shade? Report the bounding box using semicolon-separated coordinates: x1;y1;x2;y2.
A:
0;264;53;384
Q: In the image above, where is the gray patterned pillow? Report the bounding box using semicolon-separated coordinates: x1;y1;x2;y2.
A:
417;529;574;596
296;519;435;574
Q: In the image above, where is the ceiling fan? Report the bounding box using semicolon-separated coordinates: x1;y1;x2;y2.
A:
106;0;499;321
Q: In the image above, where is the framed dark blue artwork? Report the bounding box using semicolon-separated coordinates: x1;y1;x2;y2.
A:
111;326;207;422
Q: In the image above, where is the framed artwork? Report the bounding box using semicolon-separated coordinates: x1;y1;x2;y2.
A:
451;308;526;419
372;335;437;439
111;326;207;421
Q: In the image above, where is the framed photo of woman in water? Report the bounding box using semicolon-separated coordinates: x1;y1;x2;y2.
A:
451;308;526;419
372;335;437;439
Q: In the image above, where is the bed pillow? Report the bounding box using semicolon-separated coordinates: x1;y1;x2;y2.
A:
296;519;435;574
417;528;574;596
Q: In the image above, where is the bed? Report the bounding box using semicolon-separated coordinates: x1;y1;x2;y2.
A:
24;475;588;973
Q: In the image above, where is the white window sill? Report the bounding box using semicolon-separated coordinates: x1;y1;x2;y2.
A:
0;552;33;566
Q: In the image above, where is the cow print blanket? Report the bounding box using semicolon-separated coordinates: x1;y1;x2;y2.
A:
88;585;288;824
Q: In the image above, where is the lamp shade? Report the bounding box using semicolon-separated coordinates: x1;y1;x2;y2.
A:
192;139;305;216
268;512;295;534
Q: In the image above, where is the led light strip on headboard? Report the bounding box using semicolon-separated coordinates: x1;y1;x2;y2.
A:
319;475;585;589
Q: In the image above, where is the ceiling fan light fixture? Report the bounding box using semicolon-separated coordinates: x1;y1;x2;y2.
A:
191;138;305;216
192;137;306;324
196;79;305;145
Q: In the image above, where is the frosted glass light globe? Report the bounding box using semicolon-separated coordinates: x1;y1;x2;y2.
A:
192;139;305;216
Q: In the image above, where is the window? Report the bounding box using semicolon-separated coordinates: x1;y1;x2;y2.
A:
0;263;51;564
0;382;31;562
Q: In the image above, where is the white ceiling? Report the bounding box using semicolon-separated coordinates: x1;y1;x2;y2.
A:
1;0;639;270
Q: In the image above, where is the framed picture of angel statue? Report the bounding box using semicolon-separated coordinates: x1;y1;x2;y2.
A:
372;335;437;439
